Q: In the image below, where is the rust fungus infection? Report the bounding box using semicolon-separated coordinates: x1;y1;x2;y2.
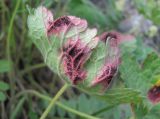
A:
91;32;120;90
47;16;71;35
91;63;118;90
148;80;160;104
62;39;91;84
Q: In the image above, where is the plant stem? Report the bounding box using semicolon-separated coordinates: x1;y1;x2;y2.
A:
20;63;46;75
92;104;115;116
6;0;21;60
10;97;26;119
56;102;100;119
6;0;21;114
40;83;68;119
130;103;136;119
16;90;100;119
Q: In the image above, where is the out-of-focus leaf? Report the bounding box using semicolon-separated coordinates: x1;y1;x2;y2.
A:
67;99;76;119
68;0;122;29
68;0;107;27
78;94;92;113
58;98;77;119
57;105;66;117
0;81;10;91
105;0;123;28
143;104;160;119
132;38;153;62
115;0;126;11
0;60;11;73
133;103;148;119
42;0;54;7
28;110;38;119
134;0;160;25
142;52;160;83
0;92;6;102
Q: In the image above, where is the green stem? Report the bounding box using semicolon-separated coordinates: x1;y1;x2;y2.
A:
16;90;100;119
10;97;26;119
40;83;68;119
20;63;46;75
6;0;21;59
6;0;21;114
92;104;115;116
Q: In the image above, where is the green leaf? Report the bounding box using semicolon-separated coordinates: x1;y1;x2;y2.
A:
42;0;54;7
27;6;52;58
58;93;134;118
119;38;158;93
58;94;107;118
27;7;62;74
0;60;11;73
97;104;132;119
58;98;76;119
0;81;10;91
142;52;160;84
27;6;48;39
143;104;160;119
119;39;160;118
84;41;106;85
133;103;148;119
119;54;150;95
0;92;6;102
94;88;143;105
132;38;153;62
142;52;160;73
78;94;92;113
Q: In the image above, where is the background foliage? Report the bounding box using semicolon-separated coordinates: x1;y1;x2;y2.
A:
0;0;160;119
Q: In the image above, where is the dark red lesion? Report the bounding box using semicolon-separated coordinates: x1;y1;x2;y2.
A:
99;66;117;82
91;64;118;90
62;39;90;84
47;16;71;34
91;32;120;91
100;32;117;43
148;85;160;103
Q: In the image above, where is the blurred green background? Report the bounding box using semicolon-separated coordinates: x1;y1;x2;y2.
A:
0;0;160;119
